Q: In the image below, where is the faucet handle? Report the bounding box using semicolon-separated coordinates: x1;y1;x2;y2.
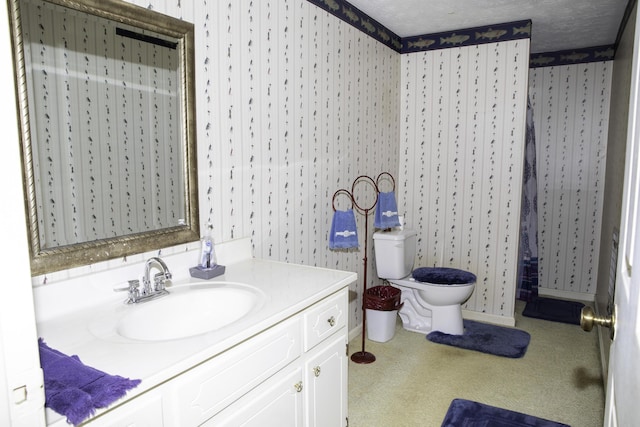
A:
114;280;140;303
153;272;171;291
114;280;140;292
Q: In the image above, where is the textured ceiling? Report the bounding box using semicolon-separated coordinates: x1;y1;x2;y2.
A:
345;0;629;54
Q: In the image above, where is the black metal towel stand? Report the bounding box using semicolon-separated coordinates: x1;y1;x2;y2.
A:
331;172;396;364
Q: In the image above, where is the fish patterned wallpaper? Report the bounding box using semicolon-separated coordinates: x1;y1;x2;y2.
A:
403;20;531;54
398;40;529;321
528;62;612;299
306;0;611;68
530;46;615;68
307;0;402;51
120;0;401;327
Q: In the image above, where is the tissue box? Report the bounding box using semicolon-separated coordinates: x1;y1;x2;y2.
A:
189;264;226;280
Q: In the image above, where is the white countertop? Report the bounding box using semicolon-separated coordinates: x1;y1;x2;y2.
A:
38;258;356;426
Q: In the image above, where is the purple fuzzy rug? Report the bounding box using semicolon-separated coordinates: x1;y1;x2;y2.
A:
427;320;530;358
442;399;570;426
522;297;584;325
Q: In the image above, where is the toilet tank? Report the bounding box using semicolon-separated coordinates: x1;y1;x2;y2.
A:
373;229;417;280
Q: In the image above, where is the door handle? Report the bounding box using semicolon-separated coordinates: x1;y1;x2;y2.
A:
580;306;615;339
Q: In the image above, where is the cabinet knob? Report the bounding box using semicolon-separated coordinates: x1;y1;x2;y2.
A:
294;381;303;393
327;316;336;327
313;366;321;377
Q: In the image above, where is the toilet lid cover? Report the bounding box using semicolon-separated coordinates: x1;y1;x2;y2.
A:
412;267;476;285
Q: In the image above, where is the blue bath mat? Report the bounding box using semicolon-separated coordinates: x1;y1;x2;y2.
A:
442;398;570;426
427;320;530;358
522;297;584;325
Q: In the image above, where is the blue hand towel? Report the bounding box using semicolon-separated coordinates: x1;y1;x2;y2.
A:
38;338;141;425
329;209;359;249
374;191;401;229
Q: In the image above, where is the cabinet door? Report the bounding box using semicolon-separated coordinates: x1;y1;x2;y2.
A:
166;316;301;425
203;365;304;427
305;332;348;427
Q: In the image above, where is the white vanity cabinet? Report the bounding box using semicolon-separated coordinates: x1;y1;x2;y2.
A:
39;253;357;427
304;332;348;427
81;390;164;426
164;315;303;425
78;287;348;427
98;286;346;427
203;363;305;426
199;287;349;427
302;289;349;427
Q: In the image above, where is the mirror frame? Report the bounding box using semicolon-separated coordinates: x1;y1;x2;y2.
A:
8;0;200;276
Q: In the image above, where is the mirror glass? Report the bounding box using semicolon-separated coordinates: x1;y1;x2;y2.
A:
9;0;199;275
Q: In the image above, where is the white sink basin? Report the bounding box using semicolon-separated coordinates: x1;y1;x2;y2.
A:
116;282;265;341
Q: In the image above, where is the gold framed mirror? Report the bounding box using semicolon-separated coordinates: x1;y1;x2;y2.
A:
8;0;199;276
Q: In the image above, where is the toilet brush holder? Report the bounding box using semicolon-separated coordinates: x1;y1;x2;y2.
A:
189;264;225;280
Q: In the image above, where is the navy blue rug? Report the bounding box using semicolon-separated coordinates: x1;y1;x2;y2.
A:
442;399;570;427
427;320;530;358
522;297;584;325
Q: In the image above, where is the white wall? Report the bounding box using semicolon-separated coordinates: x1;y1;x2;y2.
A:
529;62;612;300
0;1;45;423
398;40;530;323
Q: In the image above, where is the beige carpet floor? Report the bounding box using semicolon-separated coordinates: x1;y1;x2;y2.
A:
348;300;604;427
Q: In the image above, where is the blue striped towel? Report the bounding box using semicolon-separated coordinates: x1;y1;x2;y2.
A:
374;191;401;229
329;209;359;249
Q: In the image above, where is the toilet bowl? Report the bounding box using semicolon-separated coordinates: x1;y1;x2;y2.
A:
373;229;476;335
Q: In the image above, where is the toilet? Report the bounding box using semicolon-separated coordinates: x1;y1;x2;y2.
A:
373;229;476;335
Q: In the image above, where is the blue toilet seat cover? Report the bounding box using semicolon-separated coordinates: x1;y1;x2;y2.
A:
412;267;476;285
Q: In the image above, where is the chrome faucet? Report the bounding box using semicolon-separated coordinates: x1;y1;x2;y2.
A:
143;256;173;294
116;256;172;304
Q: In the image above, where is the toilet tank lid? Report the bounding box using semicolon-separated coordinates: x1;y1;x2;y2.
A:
373;228;418;241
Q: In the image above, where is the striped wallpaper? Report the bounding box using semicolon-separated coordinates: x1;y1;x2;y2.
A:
529;62;612;299
399;40;530;321
30;0;611;328
120;0;401;327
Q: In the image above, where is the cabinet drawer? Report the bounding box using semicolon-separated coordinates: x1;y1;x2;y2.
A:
303;288;347;351
166;316;302;426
